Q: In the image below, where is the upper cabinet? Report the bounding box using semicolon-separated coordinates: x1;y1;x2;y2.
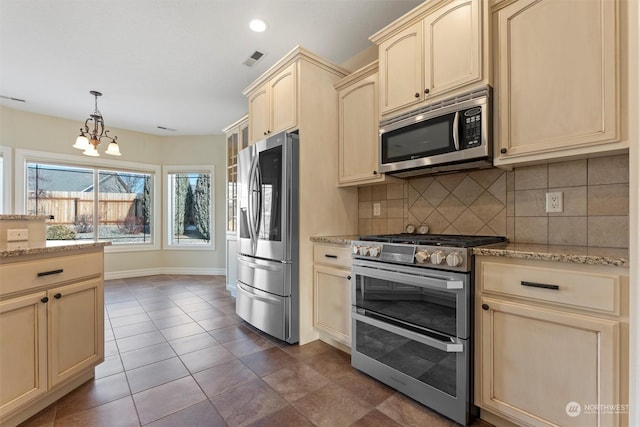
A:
371;0;487;118
492;0;624;166
335;62;399;187
247;63;297;143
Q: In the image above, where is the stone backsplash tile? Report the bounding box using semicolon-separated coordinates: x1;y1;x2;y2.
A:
357;154;629;248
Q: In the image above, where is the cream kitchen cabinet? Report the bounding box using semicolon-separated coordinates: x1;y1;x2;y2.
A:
371;0;487;117
313;243;352;349
492;0;624;167
475;256;629;427
0;247;105;427
247;63;297;143
335;62;399;186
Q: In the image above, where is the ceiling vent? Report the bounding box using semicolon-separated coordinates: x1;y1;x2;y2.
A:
0;94;26;103
243;50;265;67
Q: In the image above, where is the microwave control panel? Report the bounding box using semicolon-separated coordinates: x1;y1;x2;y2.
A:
461;107;482;149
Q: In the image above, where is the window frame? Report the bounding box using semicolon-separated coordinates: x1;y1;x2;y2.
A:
15;148;161;253
0;145;12;214
162;165;215;251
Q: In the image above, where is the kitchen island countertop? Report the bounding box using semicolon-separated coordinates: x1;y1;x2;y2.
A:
0;240;112;259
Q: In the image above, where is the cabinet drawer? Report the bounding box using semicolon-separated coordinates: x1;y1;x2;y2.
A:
0;252;103;296
313;244;352;269
479;260;620;314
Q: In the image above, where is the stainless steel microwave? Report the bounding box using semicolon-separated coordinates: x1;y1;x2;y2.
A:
379;89;491;177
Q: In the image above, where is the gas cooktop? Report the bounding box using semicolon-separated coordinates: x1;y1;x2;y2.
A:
358;233;507;248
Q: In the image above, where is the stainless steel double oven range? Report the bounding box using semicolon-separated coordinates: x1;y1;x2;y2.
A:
350;234;506;425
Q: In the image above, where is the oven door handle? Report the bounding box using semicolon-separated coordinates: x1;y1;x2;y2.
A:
352;264;463;291
352;311;463;353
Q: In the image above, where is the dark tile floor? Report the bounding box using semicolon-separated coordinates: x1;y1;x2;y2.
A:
19;275;491;427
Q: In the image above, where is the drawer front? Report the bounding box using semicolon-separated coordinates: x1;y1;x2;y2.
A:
0;252;103;296
313;244;352;269
480;261;620;314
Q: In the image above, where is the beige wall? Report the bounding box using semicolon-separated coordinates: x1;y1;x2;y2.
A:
358;154;630;249
0;106;227;275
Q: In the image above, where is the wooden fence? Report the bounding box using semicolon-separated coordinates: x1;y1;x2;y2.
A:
27;191;143;225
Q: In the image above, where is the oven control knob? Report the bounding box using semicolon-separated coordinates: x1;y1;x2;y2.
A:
446;252;464;267
430;251;446;265
415;250;430;263
359;246;370;256
352;245;360;255
369;246;380;257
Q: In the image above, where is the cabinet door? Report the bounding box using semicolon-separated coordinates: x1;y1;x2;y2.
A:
313;265;351;346
338;73;382;185
248;83;270;143
0;292;47;416
270;63;297;135
48;278;104;388
494;0;618;163
378;22;423;116
479;297;620;427
424;0;481;97
226;236;238;297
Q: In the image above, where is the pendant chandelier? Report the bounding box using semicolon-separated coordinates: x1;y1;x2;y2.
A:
72;90;122;156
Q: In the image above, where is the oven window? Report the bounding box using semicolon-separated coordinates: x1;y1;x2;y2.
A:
381;112;455;163
354;275;457;337
355;319;457;397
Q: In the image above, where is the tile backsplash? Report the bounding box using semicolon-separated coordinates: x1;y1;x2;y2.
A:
358;154;629;248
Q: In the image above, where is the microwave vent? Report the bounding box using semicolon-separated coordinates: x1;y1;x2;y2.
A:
380;86;492;128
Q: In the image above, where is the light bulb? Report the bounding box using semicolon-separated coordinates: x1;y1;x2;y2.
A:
249;18;268;32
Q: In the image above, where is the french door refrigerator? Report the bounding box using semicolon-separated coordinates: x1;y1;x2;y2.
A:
236;131;299;343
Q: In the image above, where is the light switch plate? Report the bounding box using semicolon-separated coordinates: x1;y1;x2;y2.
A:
7;228;29;241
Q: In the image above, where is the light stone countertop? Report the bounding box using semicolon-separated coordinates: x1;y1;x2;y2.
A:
0;214;49;221
310;235;629;268
473;243;629;268
0;240;112;259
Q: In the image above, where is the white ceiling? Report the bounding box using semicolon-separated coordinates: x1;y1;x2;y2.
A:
0;0;422;136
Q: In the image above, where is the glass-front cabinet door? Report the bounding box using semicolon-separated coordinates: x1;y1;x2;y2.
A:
224;116;248;233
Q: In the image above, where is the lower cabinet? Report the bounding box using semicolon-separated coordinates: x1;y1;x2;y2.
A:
313;243;352;348
226;235;238;297
475;256;628;427
0;249;105;426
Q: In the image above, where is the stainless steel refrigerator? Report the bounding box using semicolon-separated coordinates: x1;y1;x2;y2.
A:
236;131;299;344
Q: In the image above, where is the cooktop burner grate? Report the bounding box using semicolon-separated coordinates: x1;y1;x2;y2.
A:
358;233;507;248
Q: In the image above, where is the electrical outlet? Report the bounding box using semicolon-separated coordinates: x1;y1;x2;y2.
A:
7;228;29;242
546;192;563;213
373;202;381;217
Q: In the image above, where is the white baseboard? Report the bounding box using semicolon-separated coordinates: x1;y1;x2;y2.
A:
105;267;226;280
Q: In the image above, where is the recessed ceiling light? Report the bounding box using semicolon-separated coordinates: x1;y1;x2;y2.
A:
249;18;268;33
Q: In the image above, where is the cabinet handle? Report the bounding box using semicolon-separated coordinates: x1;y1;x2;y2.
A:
41;296;49;303
424;88;430;94
521;281;559;290
347;275;352;280
324;254;338;259
37;268;64;277
500;148;507;154
54;293;62;299
481;303;489;311
414;93;420;98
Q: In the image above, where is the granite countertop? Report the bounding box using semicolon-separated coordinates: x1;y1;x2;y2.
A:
0;240;112;258
0;214;49;220
473;243;629;268
311;235;629;268
310;235;359;245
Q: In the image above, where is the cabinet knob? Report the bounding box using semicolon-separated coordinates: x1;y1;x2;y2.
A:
373;170;378;175
41;296;49;303
347;275;352;280
54;293;62;299
424;88;430;94
500;148;507;154
263;131;267;136
414;93;420;98
481;303;490;311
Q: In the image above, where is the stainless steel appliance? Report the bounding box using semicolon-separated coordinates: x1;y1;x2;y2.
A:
350;233;507;425
236;131;299;344
379;87;491;177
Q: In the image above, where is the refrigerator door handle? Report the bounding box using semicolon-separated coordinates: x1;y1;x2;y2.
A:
247;155;256;250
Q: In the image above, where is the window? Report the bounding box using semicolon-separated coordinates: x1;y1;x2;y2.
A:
16;149;159;251
0;145;11;213
164;165;214;250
